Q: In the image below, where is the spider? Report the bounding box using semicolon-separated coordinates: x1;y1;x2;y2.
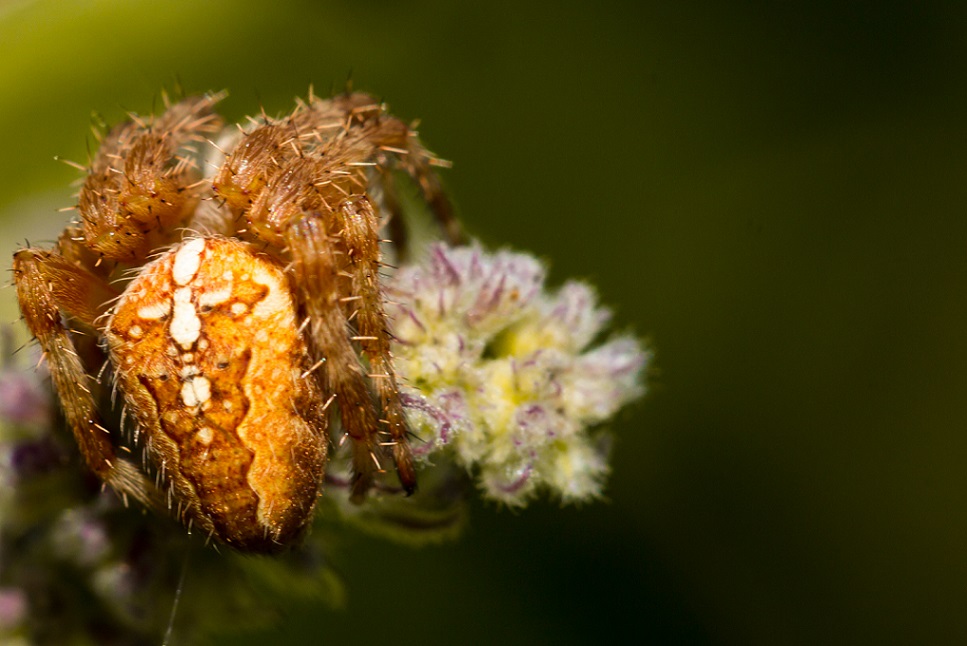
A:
12;89;462;552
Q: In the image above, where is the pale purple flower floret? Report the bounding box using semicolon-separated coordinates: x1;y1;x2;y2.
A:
0;588;26;630
0;366;50;427
388;242;649;506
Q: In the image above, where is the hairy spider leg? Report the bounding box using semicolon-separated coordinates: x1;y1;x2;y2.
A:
331;195;416;494
286;216;389;500
13;247;163;510
306;90;464;245
78;94;225;261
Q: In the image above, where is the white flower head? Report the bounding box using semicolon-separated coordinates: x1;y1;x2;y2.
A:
388;242;649;506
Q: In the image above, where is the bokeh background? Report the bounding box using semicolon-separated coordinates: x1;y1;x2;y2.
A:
3;1;967;644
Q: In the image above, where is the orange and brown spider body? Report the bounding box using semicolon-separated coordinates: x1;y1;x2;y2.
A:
12;90;460;552
105;238;328;551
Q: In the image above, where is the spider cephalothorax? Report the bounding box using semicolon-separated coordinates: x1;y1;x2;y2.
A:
13;90;460;552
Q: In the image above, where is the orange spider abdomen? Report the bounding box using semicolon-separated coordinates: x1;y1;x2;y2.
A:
105;237;328;552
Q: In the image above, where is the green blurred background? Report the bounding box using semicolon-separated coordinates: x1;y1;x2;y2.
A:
3;0;967;643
